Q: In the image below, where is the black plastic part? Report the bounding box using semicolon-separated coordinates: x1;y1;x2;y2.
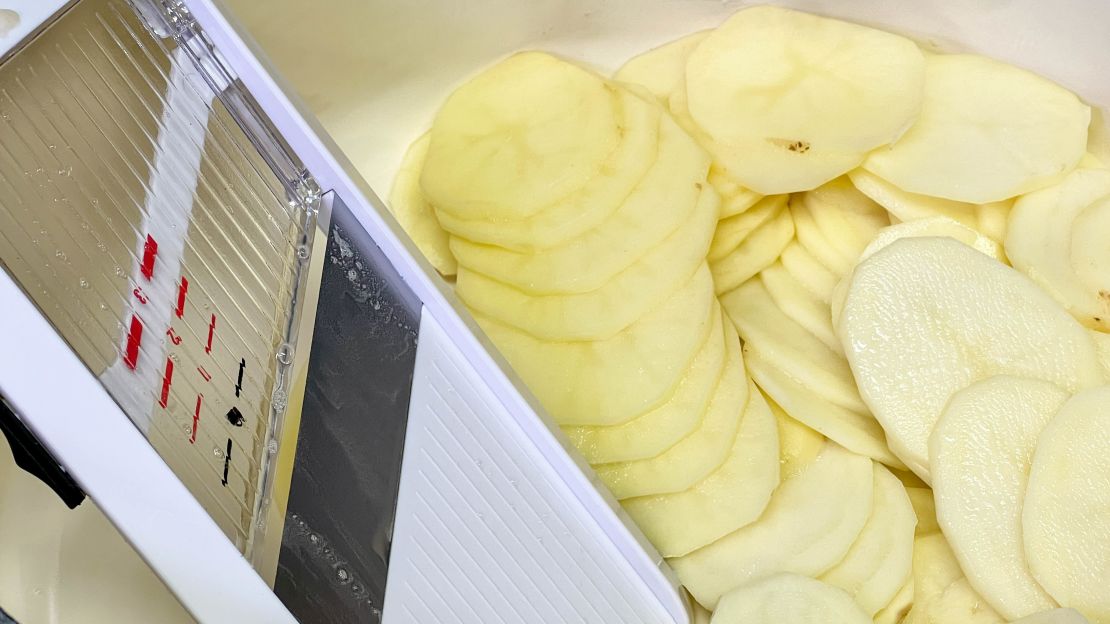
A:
273;197;420;624
0;394;85;509
0;604;18;623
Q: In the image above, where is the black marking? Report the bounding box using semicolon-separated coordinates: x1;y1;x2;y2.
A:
235;358;245;397
221;439;232;486
226;406;245;427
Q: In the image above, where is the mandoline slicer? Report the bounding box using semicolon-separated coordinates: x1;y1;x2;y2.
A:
0;0;688;622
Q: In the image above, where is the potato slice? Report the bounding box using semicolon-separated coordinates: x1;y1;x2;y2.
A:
837;237;1102;481
874;578;915;624
388;133;456;276
849;169;981;229
930;376;1066;619
975;200;1013;243
561;308;725;464
708;195;788;263
724;279;867;413
621;379;779;557
830;217;1004;328
593;321;747;499
820;465;917;615
422;52;622;221
614;31;709;102
1012;609;1092;624
864;54;1089;204
1023;385;1110;624
455;186;717;341
767;395;825;480
710;573;870;624
1090;330;1110;380
683;6;924;193
904;533;1005;624
799;177;890;268
710;169;765;219
710;208;794;295
789;194;853;276
450;114;710;294
744;345;902;469
671;442;873;610
474;264;715;426
779;242;838;302
1007;168;1110;331
434;85;661;251
760;261;839;353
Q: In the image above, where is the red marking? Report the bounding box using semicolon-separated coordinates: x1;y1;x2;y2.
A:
166;327;182;346
123;316;143;369
175;276;188;318
132;287;148;304
197;366;211;382
205;314;215;354
191;394;202;444
140;235;157;280
158;358;174;408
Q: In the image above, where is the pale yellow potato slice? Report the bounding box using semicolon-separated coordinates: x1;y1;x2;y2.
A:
930;376;1066;620
614;31;709;102
767;394;825;480
709;168;764;219
975;200;1013;243
423;52;621;221
874;578;915;624
904;533;1005;624
710;208;794;295
837;237;1102;481
830;217;1003;328
434;85;661;251
848;168;980;229
449;114;709;294
800;177;890;267
691;602;712;624
1013;609;1092;624
789;194;853;276
1023;385;1110;624
743;344;903;469
710;573;870;624
561;308;725;464
455;186;717;341
1007;168;1110;331
760;261;840;353
388;133;456;276
820;465;917;615
708;195;788;263
864;54;1089;204
593;322;748;499
671;442;873;610
723;279;867;413
906;487;941;537
779;241;838;302
622;379;779;557
474;264;715;426
684;6;923;193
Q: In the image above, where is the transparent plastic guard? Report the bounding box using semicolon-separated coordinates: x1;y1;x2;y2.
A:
0;0;319;559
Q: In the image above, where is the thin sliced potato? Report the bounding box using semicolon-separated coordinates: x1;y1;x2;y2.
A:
849;168;981;229
561;309;725;464
864;53;1089;204
710;208;794;295
710;573;870;624
766;394;825;480
474;264;716;426
904;533;1005;624
614;31;710;102
1023;386;1110;624
760;261;840;353
930;376;1065;620
838;237;1102;481
388;133;456;276
820;464;917;615
622;380;779;557
671;442;873;610
708;195;788;263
